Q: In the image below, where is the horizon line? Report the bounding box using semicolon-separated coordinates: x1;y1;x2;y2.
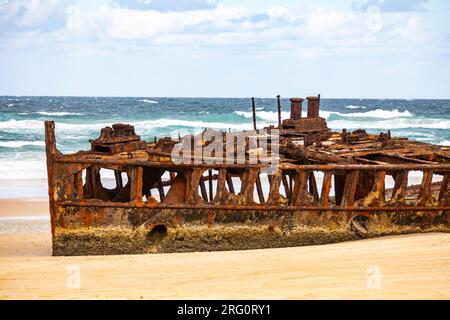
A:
1;94;450;100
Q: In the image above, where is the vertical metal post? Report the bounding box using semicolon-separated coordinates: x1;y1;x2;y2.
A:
208;169;213;201
135;166;143;206
114;170;123;189
251;97;257;131
276;95;281;127
45;121;57;238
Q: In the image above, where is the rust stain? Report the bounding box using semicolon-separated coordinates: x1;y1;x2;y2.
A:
44;94;450;255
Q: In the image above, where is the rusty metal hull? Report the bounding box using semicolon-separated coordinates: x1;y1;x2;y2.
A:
52;208;449;256
44;96;450;256
47;153;450;255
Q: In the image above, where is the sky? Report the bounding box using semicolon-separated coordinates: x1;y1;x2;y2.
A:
0;0;449;98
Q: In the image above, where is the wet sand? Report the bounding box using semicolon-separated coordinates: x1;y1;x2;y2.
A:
0;231;449;299
0;198;48;217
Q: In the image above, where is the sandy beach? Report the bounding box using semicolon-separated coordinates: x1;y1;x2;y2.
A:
0;198;48;217
0;196;449;300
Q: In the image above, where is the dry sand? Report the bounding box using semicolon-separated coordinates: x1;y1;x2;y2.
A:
0;198;449;299
0;231;449;300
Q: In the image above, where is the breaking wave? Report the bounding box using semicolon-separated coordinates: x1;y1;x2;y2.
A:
0;141;45;148
234;108;412;120
235;110;291;122
18;111;84;116
0;118;254;133
139;99;159;104
35;111;84;116
0;107;448;134
0;152;47;180
233;108;449;130
0;119;46;130
132;119;252;131
345;105;366;109
327;118;450;130
336;109;413;118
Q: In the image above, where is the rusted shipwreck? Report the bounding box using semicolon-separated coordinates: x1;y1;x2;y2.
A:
45;95;450;255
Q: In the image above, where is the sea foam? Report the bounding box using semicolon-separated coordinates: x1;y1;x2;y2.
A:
0;141;45;148
234;108;448;130
139;99;159;104
0;118;254;133
0;157;47;179
338;109;413;118
235;110;291;122
35;111;84;116
345;105;366;109
234;108;411;121
328;118;450;130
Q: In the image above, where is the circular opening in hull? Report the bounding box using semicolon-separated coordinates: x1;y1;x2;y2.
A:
147;224;168;243
349;215;370;236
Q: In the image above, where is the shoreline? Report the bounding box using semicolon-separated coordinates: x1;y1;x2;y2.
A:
0;198;48;218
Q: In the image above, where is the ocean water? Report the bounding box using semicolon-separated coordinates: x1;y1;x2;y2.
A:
0;96;449;198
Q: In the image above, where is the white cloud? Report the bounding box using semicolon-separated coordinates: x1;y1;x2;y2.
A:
66;3;252;41
66;4;81;31
0;1;446;60
111;0;221;12
305;7;359;38
352;0;429;12
393;16;420;38
1;1;448;99
266;5;296;22
16;0;60;27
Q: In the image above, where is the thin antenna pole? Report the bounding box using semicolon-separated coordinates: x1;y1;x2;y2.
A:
251;97;257;131
277;95;281;127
